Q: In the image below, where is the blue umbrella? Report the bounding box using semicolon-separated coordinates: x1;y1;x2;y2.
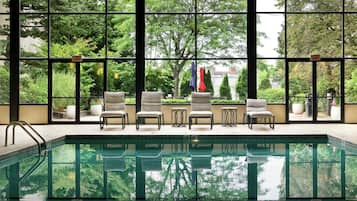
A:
189;61;196;91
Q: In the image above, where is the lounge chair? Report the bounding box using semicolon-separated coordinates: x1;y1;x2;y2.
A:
103;144;127;172
137;144;162;171
244;99;275;129
136;91;164;130
99;92;128;129
190;143;212;170
189;92;213;129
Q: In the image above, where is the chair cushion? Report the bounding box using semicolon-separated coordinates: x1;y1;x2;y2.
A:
189;111;213;117
137;111;162;117
247;111;273;117
101;111;126;117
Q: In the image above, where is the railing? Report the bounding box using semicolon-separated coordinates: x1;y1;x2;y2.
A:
4;120;47;155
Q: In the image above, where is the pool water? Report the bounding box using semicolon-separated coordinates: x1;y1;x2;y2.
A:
1;135;357;201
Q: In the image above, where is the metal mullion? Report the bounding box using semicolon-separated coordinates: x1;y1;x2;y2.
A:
286;11;344;14
107;11;136;14
145;57;248;60
49;11;106;15
48;60;53;123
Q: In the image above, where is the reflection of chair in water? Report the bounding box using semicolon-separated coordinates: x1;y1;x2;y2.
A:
190;143;213;170
137;144;162;171
245;144;273;164
102;144;127;172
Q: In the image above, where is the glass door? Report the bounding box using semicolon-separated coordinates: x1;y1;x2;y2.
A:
287;59;343;122
51;62;77;122
50;61;105;123
288;61;313;121
316;62;342;121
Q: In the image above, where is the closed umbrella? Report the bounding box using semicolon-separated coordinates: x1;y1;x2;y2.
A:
189;61;196;91
198;67;206;92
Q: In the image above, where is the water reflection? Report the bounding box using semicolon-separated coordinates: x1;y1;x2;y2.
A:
0;136;357;200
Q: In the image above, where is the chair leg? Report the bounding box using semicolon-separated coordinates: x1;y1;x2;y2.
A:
189;117;192;130
136;117;139;130
126;113;129;125
158;116;161;130
122;116;125;129
99;116;103;130
210;115;213;130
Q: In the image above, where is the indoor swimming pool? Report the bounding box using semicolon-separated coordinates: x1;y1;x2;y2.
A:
0;135;357;201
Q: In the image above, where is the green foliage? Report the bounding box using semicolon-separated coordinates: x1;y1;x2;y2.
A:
20;74;48;104
219;74;232;100
161;99;190;104
0;66;9;104
108;62;136;96
257;88;285;103
259;77;272;90
179;69;192;98
145;66;174;96
211;99;241;104
346;68;357;103
292;93;306;104
204;70;214;96
236;68;247;101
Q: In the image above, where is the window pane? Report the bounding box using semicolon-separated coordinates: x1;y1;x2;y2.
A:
317;144;341;197
50;0;104;12
345;0;357;11
107;15;135;58
287;0;342;12
257;14;284;58
197;60;247;102
198;156;248;200
108;60;136;98
287;14;342;58
345;60;357;103
108;0;135;12
0;0;9;13
346;154;357;199
197;0;247;12
197;14;247;58
345;14;357;58
146;0;194;13
50;15;105;58
257;59;285;103
0;15;9;58
20;60;48;104
145;14;195;59
20;14;48;57
0;61;9;104
145;60;175;97
257;0;284;12
21;0;47;12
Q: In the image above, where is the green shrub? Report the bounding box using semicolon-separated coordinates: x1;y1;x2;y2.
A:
204;69;214;96
179;69;191;98
0;66;9;104
236;68;247;101
219;74;232;100
161;99;190;104
258;88;285;103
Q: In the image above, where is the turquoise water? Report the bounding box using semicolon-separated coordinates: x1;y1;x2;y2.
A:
0;135;357;201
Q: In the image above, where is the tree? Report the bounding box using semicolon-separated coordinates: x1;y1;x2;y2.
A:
145;0;247;98
219;74;232;100
236;68;247;101
204;69;214;96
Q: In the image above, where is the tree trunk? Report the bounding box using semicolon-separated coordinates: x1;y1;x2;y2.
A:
174;70;180;98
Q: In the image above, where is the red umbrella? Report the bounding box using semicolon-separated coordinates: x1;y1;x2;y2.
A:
198;67;206;92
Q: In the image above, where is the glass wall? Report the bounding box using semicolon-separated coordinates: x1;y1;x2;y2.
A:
0;0;9;104
145;0;247;103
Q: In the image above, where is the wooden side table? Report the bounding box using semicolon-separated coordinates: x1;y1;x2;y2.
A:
221;107;238;127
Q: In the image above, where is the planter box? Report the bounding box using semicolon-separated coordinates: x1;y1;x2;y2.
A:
292;103;304;114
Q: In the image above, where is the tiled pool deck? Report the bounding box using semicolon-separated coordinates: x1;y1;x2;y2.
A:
1;123;357;159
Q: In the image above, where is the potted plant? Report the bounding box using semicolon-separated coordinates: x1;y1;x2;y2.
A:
90;98;103;115
292;93;305;114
